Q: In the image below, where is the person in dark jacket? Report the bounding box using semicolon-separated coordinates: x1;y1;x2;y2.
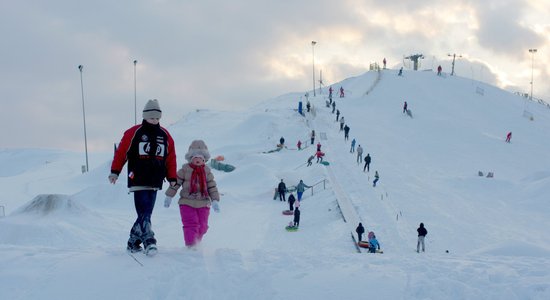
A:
310;130;315;145
344;125;350;140
403;101;408;113
293;207;301;227
279;137;285;147
356;222;365;241
332;101;336;113
363;153;371;172
109;99;177;255
288;193;296;211
417;223;428;253
307;155;314;167
278;179;287;202
336;109;340;121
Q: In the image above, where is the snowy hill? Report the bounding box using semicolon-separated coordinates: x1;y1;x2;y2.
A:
1;69;550;299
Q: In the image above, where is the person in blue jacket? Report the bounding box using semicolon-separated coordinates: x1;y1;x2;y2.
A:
295;179;311;201
368;234;380;253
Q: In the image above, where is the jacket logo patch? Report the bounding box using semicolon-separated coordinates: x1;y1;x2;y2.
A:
141;135;149;142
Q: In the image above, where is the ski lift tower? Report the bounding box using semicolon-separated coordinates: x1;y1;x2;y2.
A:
404;54;424;70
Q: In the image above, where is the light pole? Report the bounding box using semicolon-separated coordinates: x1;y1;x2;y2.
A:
133;60;138;125
78;65;89;172
529;49;537;101
447;53;462;76
311;41;317;96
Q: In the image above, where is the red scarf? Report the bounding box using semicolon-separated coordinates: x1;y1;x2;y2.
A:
189;164;209;197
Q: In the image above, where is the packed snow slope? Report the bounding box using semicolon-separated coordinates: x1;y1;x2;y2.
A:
1;69;549;300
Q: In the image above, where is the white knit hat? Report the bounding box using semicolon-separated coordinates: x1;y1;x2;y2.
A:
185;140;211;162
143;99;162;119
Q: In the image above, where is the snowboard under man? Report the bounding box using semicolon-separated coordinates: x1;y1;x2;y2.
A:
109;99;177;255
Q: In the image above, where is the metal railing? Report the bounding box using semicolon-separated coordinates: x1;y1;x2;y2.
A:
309;179;327;195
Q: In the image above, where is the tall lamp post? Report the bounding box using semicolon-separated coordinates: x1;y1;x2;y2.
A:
528;49;537;101
448;53;462;76
133;60;138;125
311;41;317;96
78;65;89;172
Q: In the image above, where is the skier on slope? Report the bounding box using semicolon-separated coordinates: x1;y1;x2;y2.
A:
350;138;356;153
505;132;512;143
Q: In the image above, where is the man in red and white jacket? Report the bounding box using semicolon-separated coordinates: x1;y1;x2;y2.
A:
109;99;177;255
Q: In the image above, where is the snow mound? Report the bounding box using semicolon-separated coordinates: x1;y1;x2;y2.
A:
14;194;88;216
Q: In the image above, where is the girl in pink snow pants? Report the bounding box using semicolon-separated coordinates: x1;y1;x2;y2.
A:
164;140;220;248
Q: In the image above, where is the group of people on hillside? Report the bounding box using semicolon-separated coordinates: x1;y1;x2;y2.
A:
327;92;379;186
355;222;428;253
109;100;221;255
277;179;312;227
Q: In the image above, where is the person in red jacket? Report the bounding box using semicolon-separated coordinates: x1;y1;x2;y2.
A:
109;99;177;256
505;131;512;143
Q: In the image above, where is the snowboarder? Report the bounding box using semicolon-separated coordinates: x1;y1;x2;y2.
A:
332;101;336;114
373;171;379;187
336;109;340;121
310;130;315;145
350;138;356;153
277;179;287;202
293;207;301;227
383;58;387;69
357;145;363;164
356;222;365;241
295;179;311;201
164;140;220;249
437;65;442;76
363;153;371;172
339;86;345;98
403;101;408;114
344;125;350;141
339;116;345;131
505;132;512;143
417;223;428;253
109;99;177;255
288;193;296;211
368;233;380;253
398;67;403;76
307;155;314;167
297;140;302;150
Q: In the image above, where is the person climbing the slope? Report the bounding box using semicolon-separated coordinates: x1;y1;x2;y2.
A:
356;222;365;241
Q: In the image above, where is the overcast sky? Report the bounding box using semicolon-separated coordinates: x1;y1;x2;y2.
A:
1;0;549;152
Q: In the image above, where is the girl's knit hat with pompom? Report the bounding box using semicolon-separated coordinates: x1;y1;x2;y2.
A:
185;140;211;162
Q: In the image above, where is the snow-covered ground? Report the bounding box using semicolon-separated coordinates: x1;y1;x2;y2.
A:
1;69;550;299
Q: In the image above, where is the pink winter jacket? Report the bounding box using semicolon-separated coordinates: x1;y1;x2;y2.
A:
165;163;220;208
